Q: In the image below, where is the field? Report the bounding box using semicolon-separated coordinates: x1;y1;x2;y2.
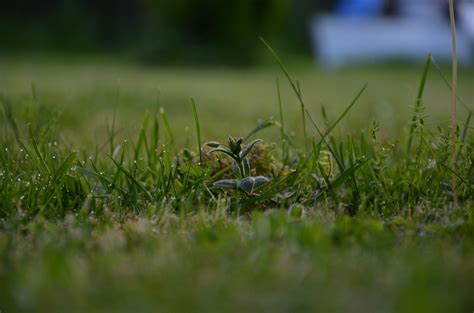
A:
0;56;473;313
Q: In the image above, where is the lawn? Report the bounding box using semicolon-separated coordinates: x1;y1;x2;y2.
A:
1;56;472;142
0;56;473;313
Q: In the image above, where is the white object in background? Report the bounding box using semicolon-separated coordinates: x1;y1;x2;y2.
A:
398;0;445;20
459;2;474;41
310;15;473;68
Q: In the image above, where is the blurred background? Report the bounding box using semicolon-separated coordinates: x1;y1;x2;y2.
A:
1;0;473;65
0;0;473;144
0;0;309;65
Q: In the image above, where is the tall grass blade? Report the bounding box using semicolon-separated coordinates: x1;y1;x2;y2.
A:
430;56;472;113
28;124;51;176
407;53;430;156
460;111;472;144
276;78;287;162
317;83;367;146
191;98;203;164
449;0;458;207
305;109;344;171
160;107;174;146
2;97;31;155
260;37;307;152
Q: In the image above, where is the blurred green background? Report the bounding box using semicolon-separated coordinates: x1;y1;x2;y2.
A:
1;57;473;148
0;0;335;65
0;0;472;146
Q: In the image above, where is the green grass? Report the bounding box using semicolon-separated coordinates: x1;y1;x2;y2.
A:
1;211;473;313
0;56;472;143
0;56;473;312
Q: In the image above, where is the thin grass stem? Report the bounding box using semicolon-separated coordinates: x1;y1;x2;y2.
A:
191;98;202;165
449;0;458;207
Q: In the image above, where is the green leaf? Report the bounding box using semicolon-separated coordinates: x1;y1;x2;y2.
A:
228;137;243;155
182;148;193;160
238;176;270;193
243;119;275;142
213;179;238;190
239;139;262;159
205;141;221;148
243;157;251;177
208;148;236;160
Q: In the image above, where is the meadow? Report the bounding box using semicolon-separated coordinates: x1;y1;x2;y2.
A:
0;54;473;312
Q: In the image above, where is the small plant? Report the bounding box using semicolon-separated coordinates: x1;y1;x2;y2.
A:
206;137;270;194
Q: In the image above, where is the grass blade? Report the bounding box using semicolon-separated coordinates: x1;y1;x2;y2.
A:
191;98;203;164
449;0;458;208
160;107;174;146
109;156;153;202
407;53;431;155
317;84;367;146
276;78;287;162
260;37;307;152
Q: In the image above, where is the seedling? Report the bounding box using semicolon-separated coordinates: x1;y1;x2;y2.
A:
206;137;270;194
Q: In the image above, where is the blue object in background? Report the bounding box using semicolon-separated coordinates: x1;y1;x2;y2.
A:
336;0;386;18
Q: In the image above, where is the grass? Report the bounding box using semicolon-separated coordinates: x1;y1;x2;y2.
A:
0;54;473;312
449;0;459;207
0;56;472;143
